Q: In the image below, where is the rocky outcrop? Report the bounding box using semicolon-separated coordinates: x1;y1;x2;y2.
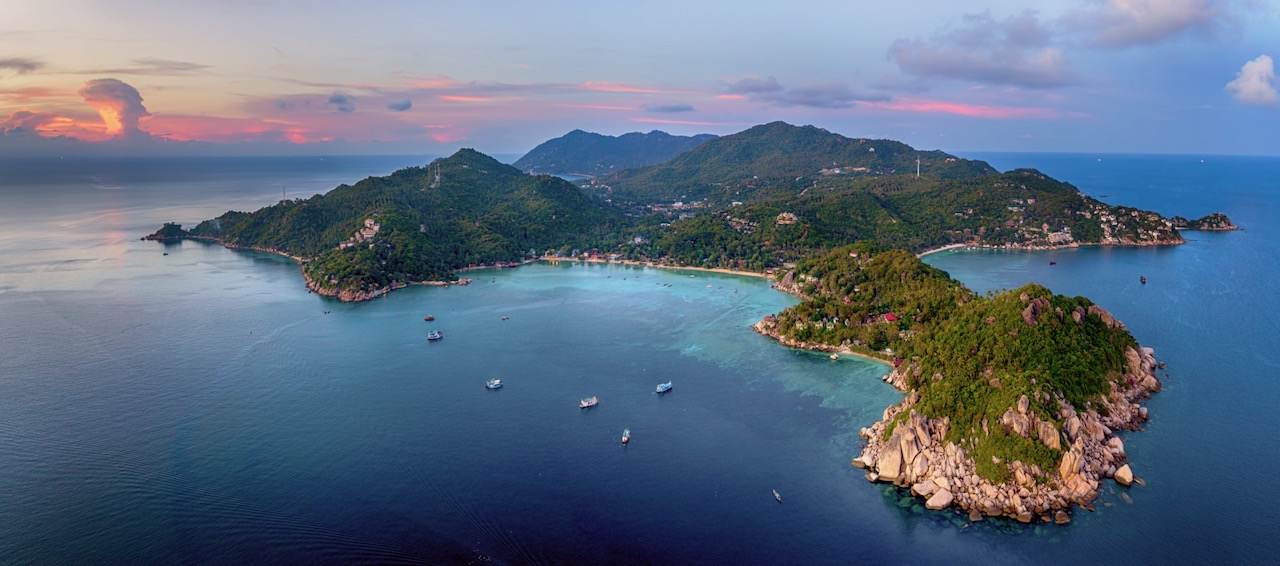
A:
1171;212;1238;231
854;338;1162;523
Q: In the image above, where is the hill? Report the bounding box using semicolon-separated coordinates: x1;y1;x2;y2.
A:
595;122;997;203
754;245;1161;523
154;149;625;300
512;129;716;176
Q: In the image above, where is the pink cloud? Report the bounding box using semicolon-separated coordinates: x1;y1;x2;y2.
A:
581;81;664;94
860;97;1060;119
631;117;748;127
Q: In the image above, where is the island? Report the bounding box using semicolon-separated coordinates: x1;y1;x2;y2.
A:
147;122;1237;523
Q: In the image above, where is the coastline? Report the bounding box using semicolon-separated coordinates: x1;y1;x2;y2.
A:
537;256;772;280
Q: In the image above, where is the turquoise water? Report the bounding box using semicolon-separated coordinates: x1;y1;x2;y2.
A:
1;154;1276;563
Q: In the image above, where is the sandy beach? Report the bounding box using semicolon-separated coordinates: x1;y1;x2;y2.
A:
537;256;772;280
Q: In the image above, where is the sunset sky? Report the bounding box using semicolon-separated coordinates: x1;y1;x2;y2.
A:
2;0;1276;156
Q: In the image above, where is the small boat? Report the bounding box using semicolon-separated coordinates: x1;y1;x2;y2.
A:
829;353;839;361
427;330;444;341
773;489;782;503
1140;276;1147;284
485;379;502;389
655;382;672;394
1049;261;1056;265
580;396;598;408
423;315;434;321
622;428;630;444
500;315;509;320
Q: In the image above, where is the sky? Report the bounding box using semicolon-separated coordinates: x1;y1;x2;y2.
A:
1;0;1277;157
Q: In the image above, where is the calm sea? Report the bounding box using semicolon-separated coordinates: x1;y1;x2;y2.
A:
1;153;1275;564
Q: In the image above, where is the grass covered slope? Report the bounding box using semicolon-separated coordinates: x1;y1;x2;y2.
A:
756;245;1160;522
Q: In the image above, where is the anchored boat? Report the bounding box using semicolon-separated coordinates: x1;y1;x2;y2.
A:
622;428;630;444
655;382;672;394
580;396;598;409
485;379;502;389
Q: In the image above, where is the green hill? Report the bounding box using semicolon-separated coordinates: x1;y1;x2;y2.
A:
597;122;997;203
166;149;624;298
512;129;716;176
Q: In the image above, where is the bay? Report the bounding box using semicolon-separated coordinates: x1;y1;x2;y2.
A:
1;153;1275;563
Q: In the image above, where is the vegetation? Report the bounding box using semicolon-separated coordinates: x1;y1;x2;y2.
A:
166;149;625;296
767;247;1138;481
512;129;717;176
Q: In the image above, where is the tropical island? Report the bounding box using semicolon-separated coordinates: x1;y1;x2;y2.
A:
146;121;1235;523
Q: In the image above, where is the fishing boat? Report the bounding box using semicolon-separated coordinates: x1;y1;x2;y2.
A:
580;396;598;408
622;428;630;444
1140;276;1147;284
655;382;672;394
423;315;435;321
427;330;444;341
773;489;782;503
485;379;502;389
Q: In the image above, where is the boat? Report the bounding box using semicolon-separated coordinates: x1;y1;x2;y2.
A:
655;382;672;394
1140;276;1147;284
500;315;509;320
1049;260;1056;265
829;353;839;361
485;379;502;389
580;396;598;408
423;315;435;321
427;330;444;341
773;489;782;503
622;428;631;444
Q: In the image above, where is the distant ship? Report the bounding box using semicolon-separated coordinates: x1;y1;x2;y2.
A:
423;315;435;321
773;489;782;503
656;382;672;394
580;396;598;408
622;428;631;444
485;379;502;389
1049;261;1056;265
427;330;444;341
1140;276;1147;284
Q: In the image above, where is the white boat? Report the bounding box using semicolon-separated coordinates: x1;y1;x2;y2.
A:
427;330;444;341
485;379;502;389
580;396;598;408
655;382;672;394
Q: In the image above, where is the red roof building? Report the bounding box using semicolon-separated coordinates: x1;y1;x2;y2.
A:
884;312;898;322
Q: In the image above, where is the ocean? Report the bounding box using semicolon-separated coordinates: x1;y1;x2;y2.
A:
1;153;1275;564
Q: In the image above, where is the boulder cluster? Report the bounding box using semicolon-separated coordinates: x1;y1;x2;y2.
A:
854;304;1161;523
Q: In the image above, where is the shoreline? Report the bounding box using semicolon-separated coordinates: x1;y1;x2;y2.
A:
537;256;772;280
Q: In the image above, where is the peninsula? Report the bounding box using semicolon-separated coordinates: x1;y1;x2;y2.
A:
147;122;1236;523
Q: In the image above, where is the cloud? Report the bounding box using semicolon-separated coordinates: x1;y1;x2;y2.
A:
0;109;60;131
387;99;412;111
1066;0;1239;47
78;78;151;139
327;92;355;113
888;10;1075;88
860;97;1063;119
84;57;211;75
723;77;885;108
0;57;43;74
725;77;784;95
1225;55;1278;106
645;103;694;113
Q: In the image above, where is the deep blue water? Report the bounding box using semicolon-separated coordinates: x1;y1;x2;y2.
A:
1;153;1276;564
